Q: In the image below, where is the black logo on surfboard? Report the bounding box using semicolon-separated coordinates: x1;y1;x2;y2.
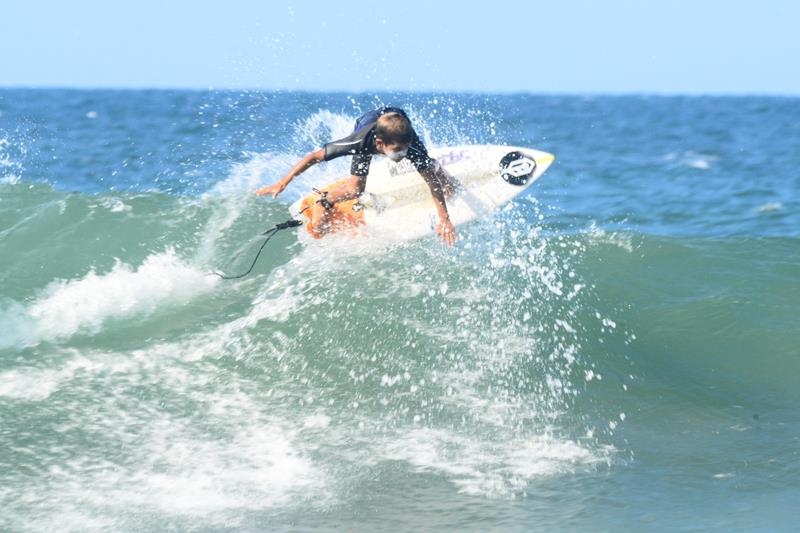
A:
499;152;537;186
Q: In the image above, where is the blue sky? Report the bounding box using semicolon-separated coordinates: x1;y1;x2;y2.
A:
3;0;799;95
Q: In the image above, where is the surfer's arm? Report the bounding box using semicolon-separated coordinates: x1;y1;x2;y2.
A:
420;165;456;246
255;148;325;198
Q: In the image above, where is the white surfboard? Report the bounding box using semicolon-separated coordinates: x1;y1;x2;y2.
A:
289;144;555;242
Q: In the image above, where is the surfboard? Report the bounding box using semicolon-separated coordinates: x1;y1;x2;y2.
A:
288;144;555;242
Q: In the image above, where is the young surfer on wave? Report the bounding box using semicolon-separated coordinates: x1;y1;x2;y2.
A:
255;107;460;246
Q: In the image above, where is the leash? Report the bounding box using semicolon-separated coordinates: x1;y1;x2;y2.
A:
211;217;303;280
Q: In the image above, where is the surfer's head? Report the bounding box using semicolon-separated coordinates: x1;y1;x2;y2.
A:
375;112;412;161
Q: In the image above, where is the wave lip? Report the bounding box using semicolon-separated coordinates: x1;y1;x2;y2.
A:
1;250;218;349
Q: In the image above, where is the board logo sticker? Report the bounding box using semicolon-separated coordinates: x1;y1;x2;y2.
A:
437;150;468;167
499;151;537;186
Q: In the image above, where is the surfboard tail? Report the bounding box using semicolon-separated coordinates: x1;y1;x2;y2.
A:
296;179;367;239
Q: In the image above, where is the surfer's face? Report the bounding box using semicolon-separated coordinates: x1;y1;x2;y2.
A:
377;139;410;162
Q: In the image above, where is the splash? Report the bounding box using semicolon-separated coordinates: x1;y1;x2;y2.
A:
0;137;25;184
293;109;356;150
196;198;629;497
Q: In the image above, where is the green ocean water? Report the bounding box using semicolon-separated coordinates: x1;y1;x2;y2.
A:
1;89;798;531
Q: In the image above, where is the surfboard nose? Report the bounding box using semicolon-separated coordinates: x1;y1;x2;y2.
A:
534;151;556;174
536;151;555;166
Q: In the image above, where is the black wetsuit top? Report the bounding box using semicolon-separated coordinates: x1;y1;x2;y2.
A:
322;107;434;177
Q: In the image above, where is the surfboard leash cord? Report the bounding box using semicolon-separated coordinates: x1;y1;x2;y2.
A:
210;217;302;280
211;202;315;280
212;191;351;280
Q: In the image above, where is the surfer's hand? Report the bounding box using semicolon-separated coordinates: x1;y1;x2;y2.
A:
436;218;456;246
255;182;285;198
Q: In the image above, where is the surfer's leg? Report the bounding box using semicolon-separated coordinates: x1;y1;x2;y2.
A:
307;201;333;239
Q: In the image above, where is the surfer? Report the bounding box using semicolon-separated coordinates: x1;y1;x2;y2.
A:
255;107;460;246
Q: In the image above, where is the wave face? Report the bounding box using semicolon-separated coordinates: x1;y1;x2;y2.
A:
1;89;799;531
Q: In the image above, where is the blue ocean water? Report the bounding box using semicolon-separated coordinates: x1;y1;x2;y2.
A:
1;89;798;531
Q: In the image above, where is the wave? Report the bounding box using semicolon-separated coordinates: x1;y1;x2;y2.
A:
1;187;630;508
576;231;800;404
2;99;798;525
3;178;798;532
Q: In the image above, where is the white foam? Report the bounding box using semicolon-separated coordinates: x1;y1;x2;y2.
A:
0;137;12;165
665;150;718;170
1;137;25;184
756;202;783;214
0;339;329;528
303;413;332;429
98;197;131;213
585;222;634;252
0;250;218;349
124;424;322;514
10;419;325;527
383;427;606;497
0;367;63;400
0;350;130;400
0;173;21;185
688;158;711;170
